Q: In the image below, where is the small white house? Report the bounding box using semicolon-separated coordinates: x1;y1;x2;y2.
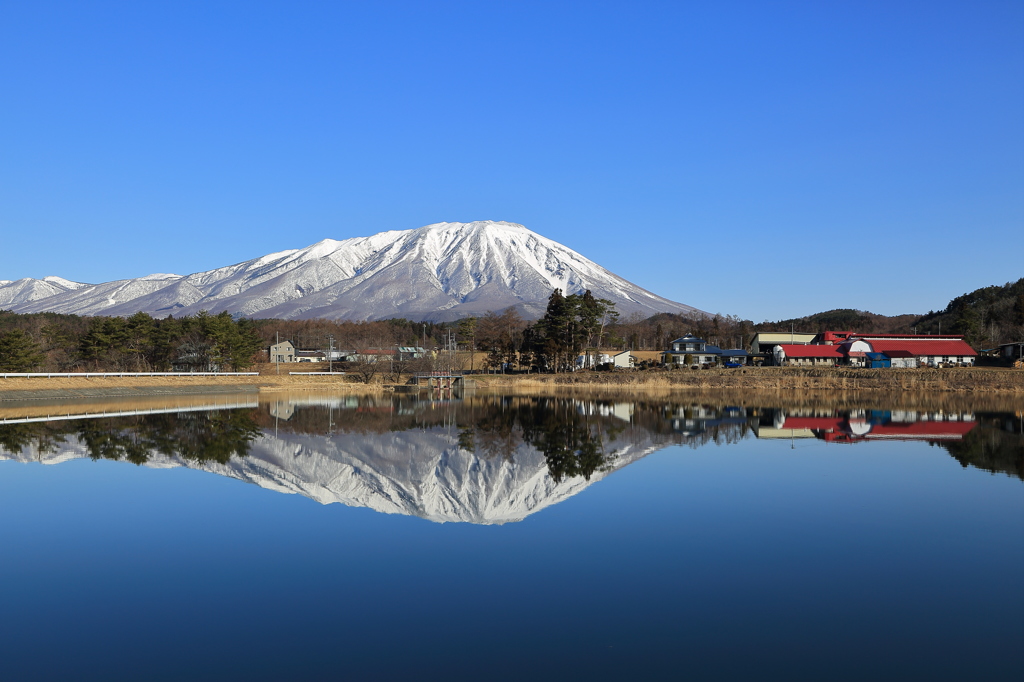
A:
612;350;634;368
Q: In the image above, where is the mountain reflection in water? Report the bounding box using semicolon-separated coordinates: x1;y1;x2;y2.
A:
1;394;1021;523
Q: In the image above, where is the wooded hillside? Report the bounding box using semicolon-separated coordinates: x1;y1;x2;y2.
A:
914;278;1024;347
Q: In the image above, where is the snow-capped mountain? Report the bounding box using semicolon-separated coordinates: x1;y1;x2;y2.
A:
2;221;701;321
0;275;87;309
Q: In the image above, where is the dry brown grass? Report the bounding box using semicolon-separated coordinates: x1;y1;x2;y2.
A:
2;364;1021;404
0;365;372;399
472;367;1024;394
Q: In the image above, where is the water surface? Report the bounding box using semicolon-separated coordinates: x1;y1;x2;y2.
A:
1;392;1021;680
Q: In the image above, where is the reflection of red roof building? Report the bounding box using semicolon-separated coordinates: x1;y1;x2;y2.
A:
781;416;976;442
862;421;976;440
782;417;846;430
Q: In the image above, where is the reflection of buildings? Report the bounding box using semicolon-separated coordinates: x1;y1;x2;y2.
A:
268;400;295;421
754;409;977;443
662;405;754;437
575;401;634;422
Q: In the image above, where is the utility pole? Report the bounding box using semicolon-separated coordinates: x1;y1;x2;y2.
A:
445;329;456;373
276;332;280;375
328;334;335;374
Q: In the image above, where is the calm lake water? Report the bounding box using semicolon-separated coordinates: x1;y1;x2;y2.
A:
1;391;1021;681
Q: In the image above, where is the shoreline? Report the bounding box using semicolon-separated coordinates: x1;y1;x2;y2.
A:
471;366;1024;393
0;366;1021;403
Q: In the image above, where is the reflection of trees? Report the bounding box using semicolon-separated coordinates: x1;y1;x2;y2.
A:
0;410;262;466
77;421;153;465
519;399;617;483
940;414;1024;480
456;401;523;463
0;422;69;456
0;410;261;465
145;411;261;464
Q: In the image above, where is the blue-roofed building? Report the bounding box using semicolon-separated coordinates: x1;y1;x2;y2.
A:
662;335;722;367
719;349;749;367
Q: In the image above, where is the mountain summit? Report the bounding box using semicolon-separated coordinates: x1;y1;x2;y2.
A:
2;221;701;321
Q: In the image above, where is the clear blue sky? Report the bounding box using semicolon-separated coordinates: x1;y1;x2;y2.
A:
1;1;1021;321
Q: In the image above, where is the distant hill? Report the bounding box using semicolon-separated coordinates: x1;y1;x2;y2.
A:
753;309;920;335
914;278;1024;347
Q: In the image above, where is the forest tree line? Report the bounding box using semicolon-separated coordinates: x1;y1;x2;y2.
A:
0;310;262;372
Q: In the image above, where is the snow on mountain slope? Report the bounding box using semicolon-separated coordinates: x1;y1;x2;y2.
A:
8;221;702;321
1;425;665;524
0;276;88;309
9;274;185;317
42;276;89;290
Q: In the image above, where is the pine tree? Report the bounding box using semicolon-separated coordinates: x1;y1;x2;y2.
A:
0;329;46;372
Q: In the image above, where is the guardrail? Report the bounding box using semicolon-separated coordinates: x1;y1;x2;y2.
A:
0;372;260;378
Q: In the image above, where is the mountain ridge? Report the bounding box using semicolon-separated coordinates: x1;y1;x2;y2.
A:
1;221;702;322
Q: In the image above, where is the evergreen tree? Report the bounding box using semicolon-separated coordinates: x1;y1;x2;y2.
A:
0;329;46;371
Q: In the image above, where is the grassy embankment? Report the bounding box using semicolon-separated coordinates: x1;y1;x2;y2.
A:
1;365;1021;402
472;366;1024;393
0;364;361;400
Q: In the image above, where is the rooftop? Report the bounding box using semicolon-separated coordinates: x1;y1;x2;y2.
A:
777;344;843;358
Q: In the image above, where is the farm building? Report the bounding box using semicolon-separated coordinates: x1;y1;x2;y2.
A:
750;332;816;355
853;334;976;367
774;344;843;366
998;341;1024;362
774;333;976;367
